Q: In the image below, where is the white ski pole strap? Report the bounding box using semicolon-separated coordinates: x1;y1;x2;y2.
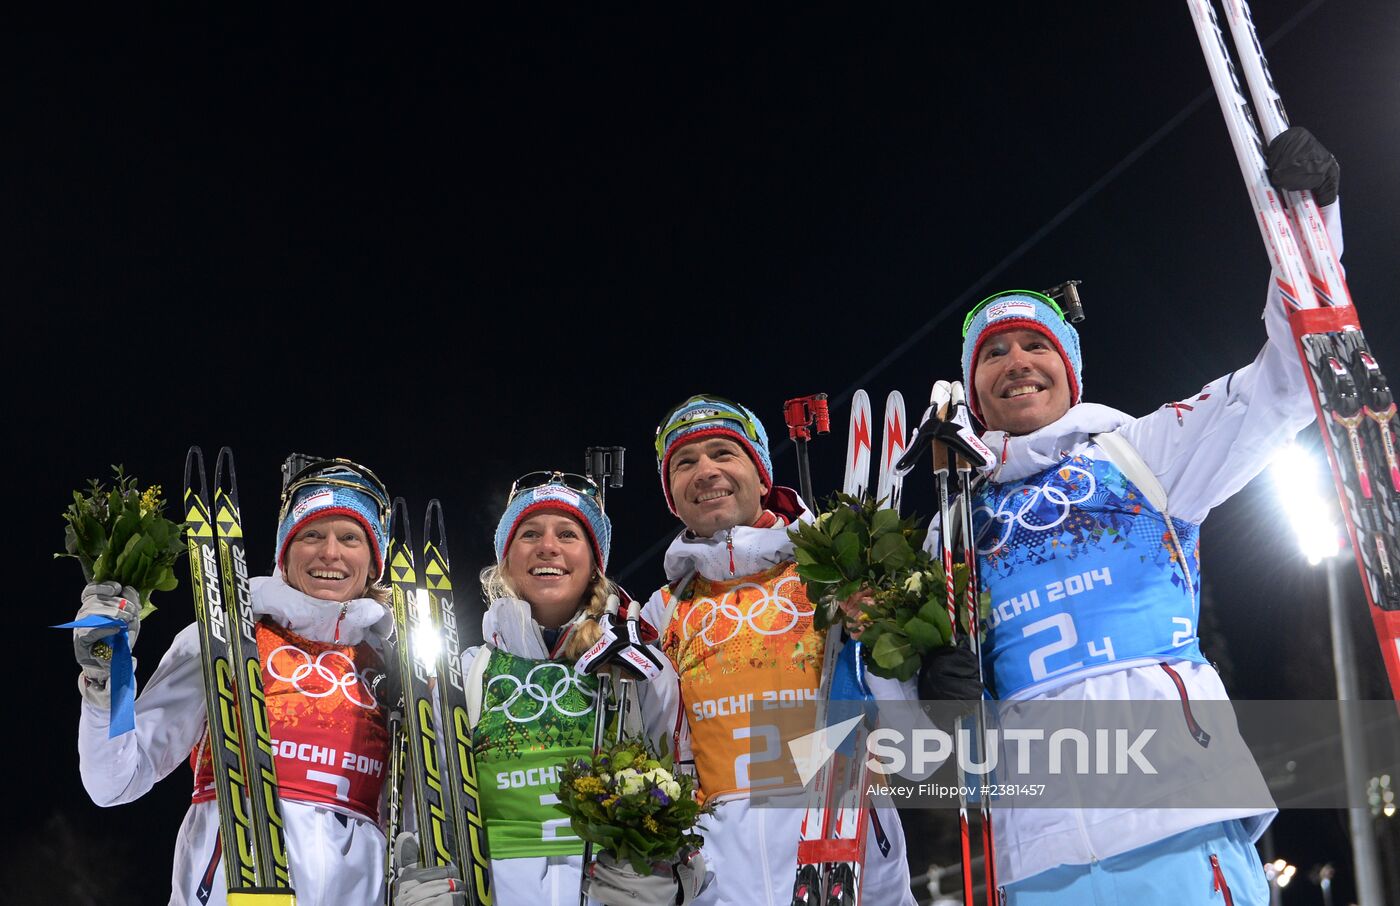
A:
949;382;999;472
464;645;493;728
1093;431;1168;513
1093;431;1195;601
658;570;697;637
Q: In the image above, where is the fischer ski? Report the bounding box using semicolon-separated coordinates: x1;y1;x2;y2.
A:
423;501;493;905
183;446;296;904
385;497;469;900
1188;0;1400;705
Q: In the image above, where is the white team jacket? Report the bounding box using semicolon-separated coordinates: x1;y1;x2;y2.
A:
980;203;1340;886
457;597;682;906
642;501;918;906
78;572;393;906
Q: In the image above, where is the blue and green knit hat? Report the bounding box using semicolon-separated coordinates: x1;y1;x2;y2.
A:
275;464;391;580
961;289;1083;425
494;473;611;571
654;394;773;514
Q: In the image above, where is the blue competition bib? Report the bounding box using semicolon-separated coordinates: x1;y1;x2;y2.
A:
972;451;1205;697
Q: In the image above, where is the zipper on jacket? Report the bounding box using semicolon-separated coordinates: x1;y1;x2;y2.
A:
1210;854;1235;905
333;602;349;644
1072;800;1099;864
727;531;736;576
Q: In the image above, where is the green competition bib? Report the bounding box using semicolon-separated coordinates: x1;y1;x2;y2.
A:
474;649;600;858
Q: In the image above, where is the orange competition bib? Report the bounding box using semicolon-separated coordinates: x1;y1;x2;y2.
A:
661;562;825;801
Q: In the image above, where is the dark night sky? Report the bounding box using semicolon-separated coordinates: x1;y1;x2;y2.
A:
8;4;1400;904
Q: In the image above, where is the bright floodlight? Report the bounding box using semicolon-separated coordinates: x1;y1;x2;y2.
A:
1270;441;1341;565
1265;858;1297;888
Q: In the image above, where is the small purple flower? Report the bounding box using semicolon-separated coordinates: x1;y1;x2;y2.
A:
650;788;672;806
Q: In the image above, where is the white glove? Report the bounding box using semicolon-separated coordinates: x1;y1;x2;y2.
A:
390;833;467;906
585;849;709;906
73;582;141;709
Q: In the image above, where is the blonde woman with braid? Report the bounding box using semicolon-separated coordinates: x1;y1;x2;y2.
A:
458;471;700;906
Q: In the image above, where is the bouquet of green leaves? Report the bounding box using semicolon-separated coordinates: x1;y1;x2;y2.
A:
789;492;972;681
56;466;186;620
556;736;712;874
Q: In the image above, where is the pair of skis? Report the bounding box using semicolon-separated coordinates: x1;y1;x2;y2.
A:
383;499;494;905
790;389;908;906
183;452;490;905
183;447;296;905
1188;0;1400;707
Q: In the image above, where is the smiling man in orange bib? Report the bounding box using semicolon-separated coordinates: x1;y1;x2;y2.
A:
641;395;918;906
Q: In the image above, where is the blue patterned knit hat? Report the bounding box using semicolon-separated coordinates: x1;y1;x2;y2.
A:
961;290;1083;425
276;467;391;580
654;394;774;514
494;476;611;572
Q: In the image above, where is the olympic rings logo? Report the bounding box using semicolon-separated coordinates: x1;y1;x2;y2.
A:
680;575;814;647
973;465;1096;556
266;645;381;709
484;663;596;724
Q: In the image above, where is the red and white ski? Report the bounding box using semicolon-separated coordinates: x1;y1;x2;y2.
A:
793;390;886;906
877;391;908;514
1188;0;1400;706
844;390;874;501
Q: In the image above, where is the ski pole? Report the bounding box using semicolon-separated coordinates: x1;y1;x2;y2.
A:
949;384;998;906
784;394;831;506
792;391;862;906
925;387;975;906
579;594;624;906
928;383;959;639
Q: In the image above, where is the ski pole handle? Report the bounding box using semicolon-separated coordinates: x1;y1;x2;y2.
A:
897;381;953;473
784;394;831;442
785;393;830;506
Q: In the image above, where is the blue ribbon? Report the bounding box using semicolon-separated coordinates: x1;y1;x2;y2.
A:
52;616;135;738
828;639;875;756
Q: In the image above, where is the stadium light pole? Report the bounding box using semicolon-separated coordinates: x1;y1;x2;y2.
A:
1270;441;1384;904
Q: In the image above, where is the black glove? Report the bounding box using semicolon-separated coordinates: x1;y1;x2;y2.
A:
575;594;666;681
917;638;984;713
1266;125;1339;206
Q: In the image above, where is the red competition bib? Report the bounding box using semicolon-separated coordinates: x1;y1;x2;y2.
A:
191;620;389;822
